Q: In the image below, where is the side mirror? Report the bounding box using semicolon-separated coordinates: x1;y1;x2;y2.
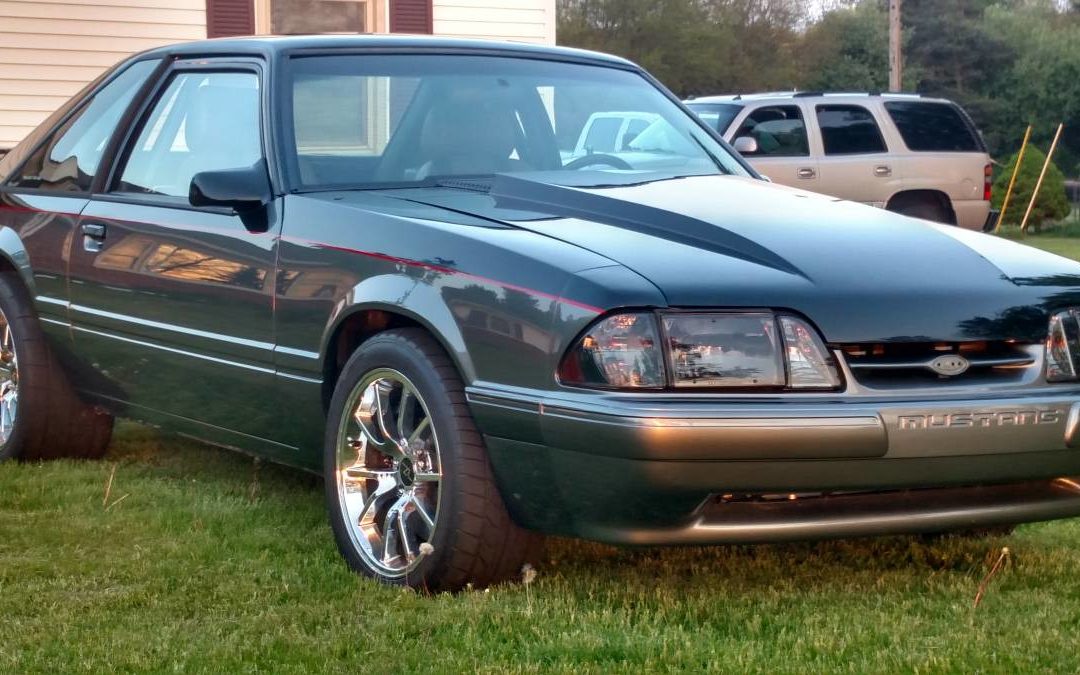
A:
189;160;271;212
732;136;759;155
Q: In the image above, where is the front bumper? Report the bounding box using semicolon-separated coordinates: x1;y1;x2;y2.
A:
469;385;1080;543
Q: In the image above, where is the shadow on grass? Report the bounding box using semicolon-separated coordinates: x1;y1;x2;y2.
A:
98;421;1049;598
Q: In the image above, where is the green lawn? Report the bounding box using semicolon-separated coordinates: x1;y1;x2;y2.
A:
4;235;1080;673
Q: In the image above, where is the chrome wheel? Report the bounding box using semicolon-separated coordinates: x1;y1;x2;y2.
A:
334;368;441;578
0;308;17;446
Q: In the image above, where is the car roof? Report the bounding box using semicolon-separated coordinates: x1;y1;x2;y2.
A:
686;92;954;105
132;34;636;69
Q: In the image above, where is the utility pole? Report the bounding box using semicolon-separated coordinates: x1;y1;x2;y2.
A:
889;0;902;92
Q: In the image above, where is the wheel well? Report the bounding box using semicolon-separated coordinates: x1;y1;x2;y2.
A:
321;309;427;410
886;190;956;224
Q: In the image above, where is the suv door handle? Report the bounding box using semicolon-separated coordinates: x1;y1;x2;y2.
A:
81;222;107;253
797;167;816;179
874;165;892;177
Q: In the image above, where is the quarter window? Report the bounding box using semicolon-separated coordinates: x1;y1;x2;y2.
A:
116;71;263;199
815;104;887;155
884;101;982;152
732;105;809;157
7;60;158;192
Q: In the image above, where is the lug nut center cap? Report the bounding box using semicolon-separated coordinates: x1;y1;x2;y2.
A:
398;457;415;487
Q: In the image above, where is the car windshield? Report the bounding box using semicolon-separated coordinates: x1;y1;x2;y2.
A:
286;54;750;190
686;102;743;134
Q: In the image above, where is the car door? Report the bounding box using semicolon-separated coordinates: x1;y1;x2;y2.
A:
810;102;904;206
726;104;819;191
0;59;161;370
67;59;284;443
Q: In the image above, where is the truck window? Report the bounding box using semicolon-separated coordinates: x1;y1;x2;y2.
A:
884;101;982;152
815;104;887;155
732;105;808;157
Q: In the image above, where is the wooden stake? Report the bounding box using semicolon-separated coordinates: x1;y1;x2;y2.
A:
1021;122;1064;233
995;124;1031;232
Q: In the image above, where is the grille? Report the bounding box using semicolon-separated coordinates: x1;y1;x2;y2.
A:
839;341;1038;389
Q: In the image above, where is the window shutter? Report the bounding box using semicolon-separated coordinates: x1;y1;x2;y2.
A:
206;0;255;38
389;0;433;34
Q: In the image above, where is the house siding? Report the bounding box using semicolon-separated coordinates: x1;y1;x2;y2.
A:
432;0;555;44
0;0;207;148
0;0;557;150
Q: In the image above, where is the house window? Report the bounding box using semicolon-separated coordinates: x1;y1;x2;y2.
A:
253;0;392;35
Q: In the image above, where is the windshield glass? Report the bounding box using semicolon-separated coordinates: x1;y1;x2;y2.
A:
286;54;749;190
686;102;743;135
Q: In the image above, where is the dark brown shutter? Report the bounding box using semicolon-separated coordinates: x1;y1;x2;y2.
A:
206;0;255;38
389;0;433;34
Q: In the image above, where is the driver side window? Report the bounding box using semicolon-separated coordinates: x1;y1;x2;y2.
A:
115;71;262;200
733;105;809;157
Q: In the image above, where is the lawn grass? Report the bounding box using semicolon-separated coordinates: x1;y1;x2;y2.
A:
5;233;1080;672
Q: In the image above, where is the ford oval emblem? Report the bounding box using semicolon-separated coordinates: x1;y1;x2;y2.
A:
928;354;970;377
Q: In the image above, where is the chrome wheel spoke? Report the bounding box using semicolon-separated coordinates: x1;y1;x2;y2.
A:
411;495;436;530
396;388;414;442
407;416;430;447
335;368;442;578
0;311;16;446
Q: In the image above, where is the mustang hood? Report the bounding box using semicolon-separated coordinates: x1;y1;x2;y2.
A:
388;173;1080;343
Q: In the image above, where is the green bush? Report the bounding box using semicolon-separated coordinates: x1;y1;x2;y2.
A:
993;145;1070;230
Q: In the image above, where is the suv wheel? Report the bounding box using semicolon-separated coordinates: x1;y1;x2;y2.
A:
889;195;951;224
324;328;541;591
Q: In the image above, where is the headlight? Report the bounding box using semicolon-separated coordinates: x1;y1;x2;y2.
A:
559;311;840;390
556;312;665;389
1046;309;1080;382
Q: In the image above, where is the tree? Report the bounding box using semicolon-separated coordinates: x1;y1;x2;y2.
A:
993;145;1071;230
798;2;889;91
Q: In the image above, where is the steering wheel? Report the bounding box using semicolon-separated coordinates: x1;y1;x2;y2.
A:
563;153;634;171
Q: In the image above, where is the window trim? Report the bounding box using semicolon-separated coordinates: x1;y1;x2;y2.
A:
101;57;274;212
813;103;889;157
0;56;166;196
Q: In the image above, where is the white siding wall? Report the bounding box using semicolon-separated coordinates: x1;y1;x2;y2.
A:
0;0;207;148
432;0;555;44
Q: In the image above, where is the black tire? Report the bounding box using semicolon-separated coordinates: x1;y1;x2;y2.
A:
324;328;542;592
0;271;113;462
890;197;950;224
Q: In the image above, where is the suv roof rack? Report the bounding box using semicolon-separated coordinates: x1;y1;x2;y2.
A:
792;90;923;98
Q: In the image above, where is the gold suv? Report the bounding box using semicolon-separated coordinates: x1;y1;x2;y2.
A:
688;92;996;231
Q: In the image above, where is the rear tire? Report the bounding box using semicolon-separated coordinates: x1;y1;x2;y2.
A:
889;196;951;224
324;328;542;592
0;272;113;462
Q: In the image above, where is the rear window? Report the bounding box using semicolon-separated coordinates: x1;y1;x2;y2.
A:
884;101;982;152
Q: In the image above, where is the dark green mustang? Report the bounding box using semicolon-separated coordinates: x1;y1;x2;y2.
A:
4;36;1080;591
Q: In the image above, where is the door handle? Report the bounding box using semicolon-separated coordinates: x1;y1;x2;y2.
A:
874;165;892;177
81;222;107;253
797;167;816;179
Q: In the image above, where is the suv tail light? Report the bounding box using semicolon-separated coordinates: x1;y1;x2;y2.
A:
983;163;992;202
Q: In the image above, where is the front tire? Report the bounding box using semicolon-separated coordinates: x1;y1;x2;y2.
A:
324;328;541;591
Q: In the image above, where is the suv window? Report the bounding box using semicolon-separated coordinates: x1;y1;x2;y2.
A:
884;101;981;152
116;71;263;199
582;117;622;154
686;103;743;134
815;104;887;155
732;105;808;157
6;60;158;192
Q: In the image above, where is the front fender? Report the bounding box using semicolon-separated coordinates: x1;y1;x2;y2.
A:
0;225;37;295
323;272;478;384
